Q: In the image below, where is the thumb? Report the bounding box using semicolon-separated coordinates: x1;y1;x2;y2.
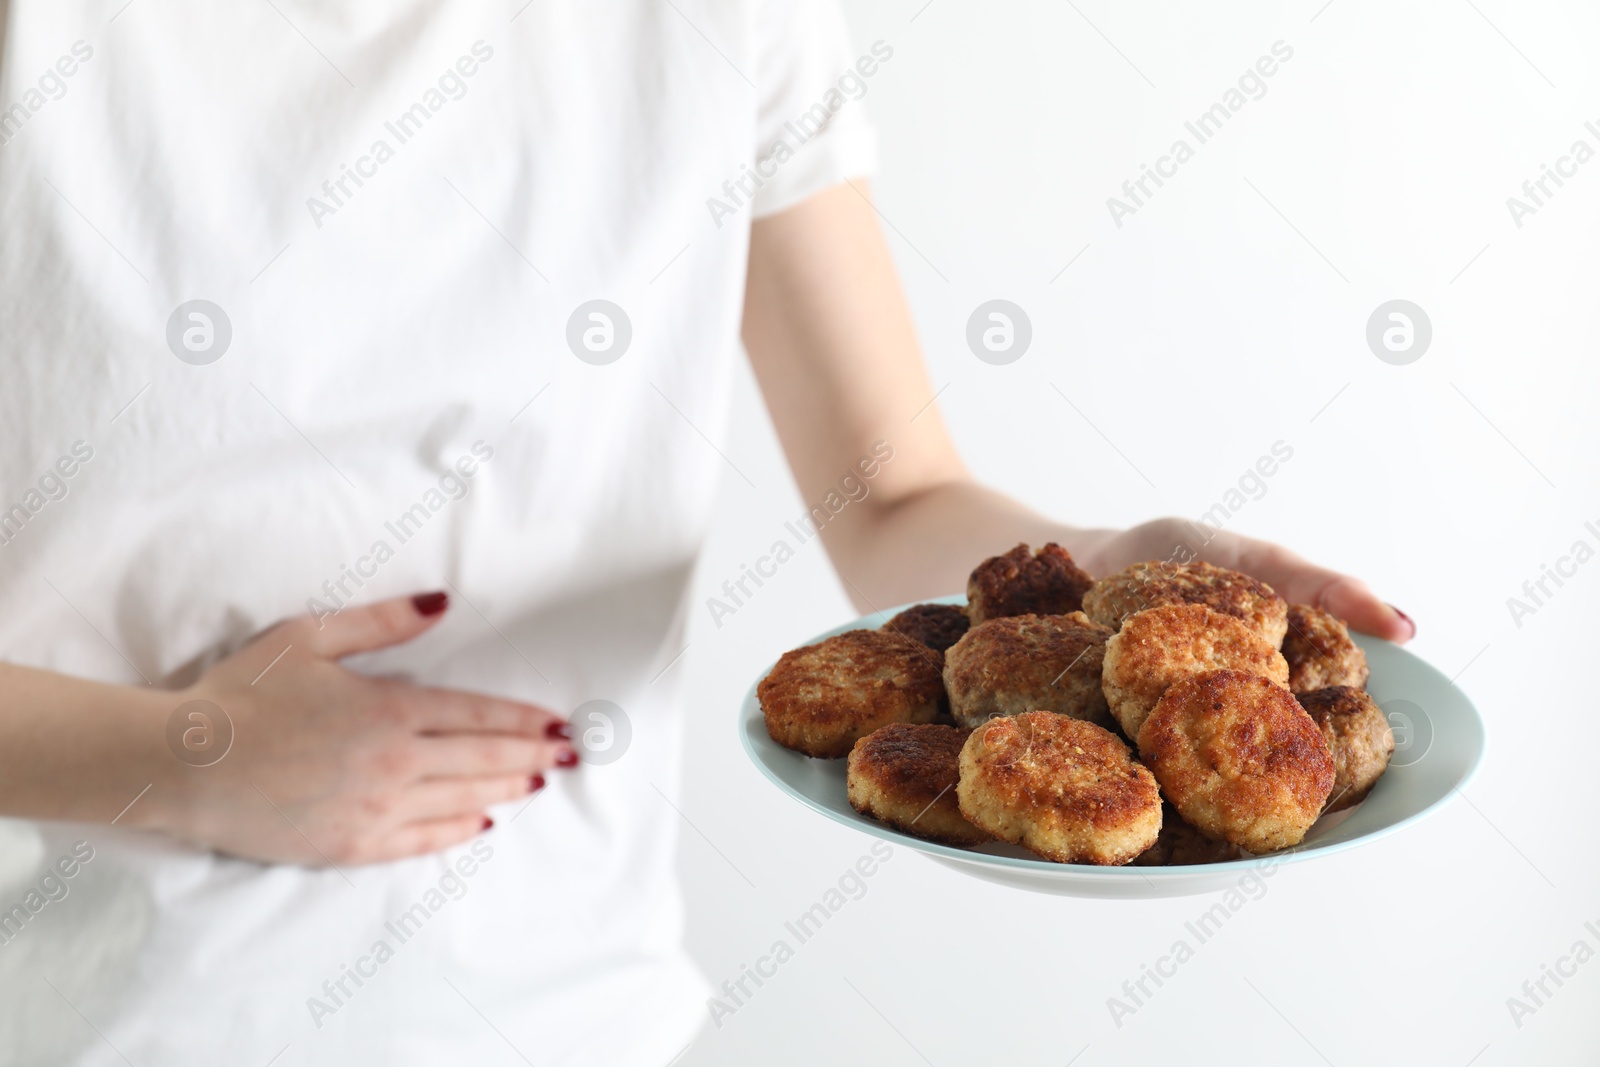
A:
1200;529;1414;644
1307;574;1415;644
305;591;451;659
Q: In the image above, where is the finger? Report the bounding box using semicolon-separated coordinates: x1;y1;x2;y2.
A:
401;775;540;821
1311;575;1415;643
406;687;568;737
358;815;490;864
413;735;570;778
303;591;452;659
1228;540;1415;644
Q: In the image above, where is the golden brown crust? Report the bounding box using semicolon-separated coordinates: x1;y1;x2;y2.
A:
758;629;946;759
1082;560;1288;645
883;603;971;654
966;543;1094;626
943;612;1114;729
956;712;1161;865
1296;686;1394;812
1102;604;1289;739
1132;803;1244;866
1137;670;1333;853
847;724;990;846
1282;604;1370;694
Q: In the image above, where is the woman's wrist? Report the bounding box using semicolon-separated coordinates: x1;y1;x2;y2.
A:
0;663;184;829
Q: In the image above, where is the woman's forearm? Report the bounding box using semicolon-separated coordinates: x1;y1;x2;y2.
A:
818;478;1096;611
0;663;174;826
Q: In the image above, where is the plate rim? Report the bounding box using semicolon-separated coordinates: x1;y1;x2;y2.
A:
739;595;1487;881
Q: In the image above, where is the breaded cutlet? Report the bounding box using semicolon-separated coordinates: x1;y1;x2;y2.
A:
1102;603;1289;739
944;611;1113;729
967;543;1094;626
1282;603;1370;694
759;629;946;759
1297;685;1393;812
883;602;970;653
848;723;989;846
1084;559;1288;645
957;712;1161;865
1138;670;1333;853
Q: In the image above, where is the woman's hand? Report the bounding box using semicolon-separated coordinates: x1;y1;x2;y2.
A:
1072;518;1415;642
137;593;575;866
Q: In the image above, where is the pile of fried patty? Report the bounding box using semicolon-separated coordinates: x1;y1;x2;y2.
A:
758;543;1394;866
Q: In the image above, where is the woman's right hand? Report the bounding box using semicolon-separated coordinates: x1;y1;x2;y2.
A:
139;593;574;867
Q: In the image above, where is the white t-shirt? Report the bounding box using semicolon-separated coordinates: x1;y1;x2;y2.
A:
0;2;876;1063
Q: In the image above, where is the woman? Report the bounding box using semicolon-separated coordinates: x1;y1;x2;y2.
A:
0;2;1411;1063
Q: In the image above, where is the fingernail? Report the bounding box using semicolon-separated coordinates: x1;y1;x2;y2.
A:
545;721;571;740
412;592;449;617
1387;603;1416;635
480;816;494;831
555;748;580;768
528;774;545;793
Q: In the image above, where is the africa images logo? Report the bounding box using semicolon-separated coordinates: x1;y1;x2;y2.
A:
705;41;894;229
304;41;495;229
1105;40;1294;228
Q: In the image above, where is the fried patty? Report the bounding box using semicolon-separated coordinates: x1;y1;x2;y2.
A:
967;543;1095;626
1082;560;1288;645
1132;803;1244;866
883;603;971;653
943;612;1114;729
847;723;990;846
1137;670;1333;853
957;712;1161;865
759;629;946;759
1282;604;1370;694
1101;603;1289;739
1296;686;1394;813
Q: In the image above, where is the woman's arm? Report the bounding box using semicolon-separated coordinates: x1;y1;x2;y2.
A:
0;595;576;862
742;182;1413;642
0;663;175;823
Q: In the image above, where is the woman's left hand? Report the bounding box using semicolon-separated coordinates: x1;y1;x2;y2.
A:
1072;517;1415;643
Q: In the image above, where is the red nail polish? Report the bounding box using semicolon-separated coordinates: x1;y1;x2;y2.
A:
545;721;571;740
412;592;449;616
480;816;494;831
556;749;579;768
528;774;545;792
1387;603;1415;631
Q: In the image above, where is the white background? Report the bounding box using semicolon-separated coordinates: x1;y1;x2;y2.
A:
675;2;1600;1065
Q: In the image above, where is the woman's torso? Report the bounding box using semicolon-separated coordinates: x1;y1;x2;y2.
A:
0;0;813;1060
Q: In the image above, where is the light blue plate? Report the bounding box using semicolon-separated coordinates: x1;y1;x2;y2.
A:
740;596;1486;898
